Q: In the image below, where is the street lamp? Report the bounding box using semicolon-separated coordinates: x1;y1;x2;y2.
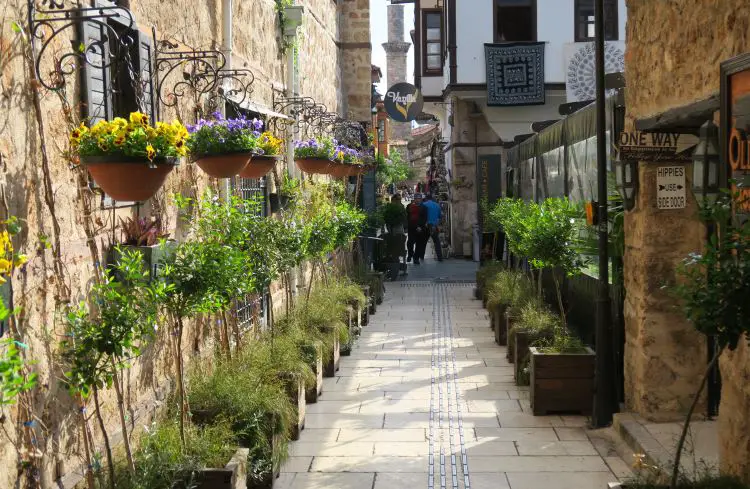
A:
613;159;638;210
691;120;720;203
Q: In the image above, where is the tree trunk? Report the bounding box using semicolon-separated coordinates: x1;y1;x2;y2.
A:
306;261;317;302
92;386;115;489
110;363;135;474
77;398;96;489
175;316;187;448
552;273;566;329
670;348;723;489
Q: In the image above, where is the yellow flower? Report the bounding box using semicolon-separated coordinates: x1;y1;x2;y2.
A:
98;140;110;152
146;144;156;161
112;118;128;129
14;254;27;267
129;112;148;126
0;258;11;274
114;135;126;147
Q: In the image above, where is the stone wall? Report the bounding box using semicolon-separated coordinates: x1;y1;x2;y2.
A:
0;0;368;486
448;98;502;256
624;0;750;480
339;0;373;123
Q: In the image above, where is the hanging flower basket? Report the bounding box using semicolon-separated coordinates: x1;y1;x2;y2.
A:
83;155;178;202
70;112;188;202
295;158;334;175
239;154;279;179
328;162;352;178
194;152;252;178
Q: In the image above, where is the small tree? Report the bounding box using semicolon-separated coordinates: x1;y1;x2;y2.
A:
61;248;167;483
672;188;750;489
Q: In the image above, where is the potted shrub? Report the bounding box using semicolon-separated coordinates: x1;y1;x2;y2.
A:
270;171;300;213
380;201;407;235
107;216;175;280
293;137;336;174
529;327;594;416
475;260;504;301
108;417;247;489
187;112;263;178
70;112;186;201
241;130;282;179
301;341;324;403
486;270;532;345
509;301;556;386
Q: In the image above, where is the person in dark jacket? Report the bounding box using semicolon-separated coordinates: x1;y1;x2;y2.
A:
406;193;428;264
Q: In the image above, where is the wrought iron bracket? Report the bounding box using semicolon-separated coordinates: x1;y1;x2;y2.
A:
28;0;136;91
153;28;226;117
206;68;255;113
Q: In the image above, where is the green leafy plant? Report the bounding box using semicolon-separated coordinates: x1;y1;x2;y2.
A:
0;338;36;406
332;202;366;249
109;417;237;489
670;187;750;489
485;269;535;310
61;247;168;478
376;149;414;187
379;202;407;230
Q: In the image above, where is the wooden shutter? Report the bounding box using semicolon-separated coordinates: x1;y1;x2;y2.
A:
135;30;156;124
79;18;113;123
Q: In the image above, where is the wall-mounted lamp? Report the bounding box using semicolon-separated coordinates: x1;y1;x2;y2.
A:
613;159;638;210
691;120;720;203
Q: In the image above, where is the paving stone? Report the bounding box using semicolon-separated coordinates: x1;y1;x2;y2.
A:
555;427;590;441
373;441;429;456
475;427;559;441
309;455;428;473
470;455;610;472
469;472;512;489
372;472;428;489
305;401;361;414
289;441;374;457
337;428;427;442
303;413;383;429
295;428;341;442
275;473;376;489
280;456;313;472
515;440;599;456
506;472;616;489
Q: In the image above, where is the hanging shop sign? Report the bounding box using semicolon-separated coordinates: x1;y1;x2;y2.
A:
617;131;699;162
721;53;750;213
384;83;424;122
656;166;686;210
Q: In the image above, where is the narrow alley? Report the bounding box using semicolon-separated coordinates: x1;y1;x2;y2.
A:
277;258;631;489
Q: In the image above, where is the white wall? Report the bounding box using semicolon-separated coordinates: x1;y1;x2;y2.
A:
456;0;494;84
421;75;444;97
454;0;628;84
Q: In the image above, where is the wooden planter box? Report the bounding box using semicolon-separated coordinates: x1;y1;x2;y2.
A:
369;272;385;306
303;342;324;403
341;306;357;357
194;448;248;489
280;374;306;441
530;346;595;416
322;326;341;378
246;425;283;489
362;284;374;318
506;313;517;364
513;330;532;386
492;303;508;345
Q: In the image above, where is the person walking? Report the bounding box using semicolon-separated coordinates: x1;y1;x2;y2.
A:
405;193;428;265
422;194;443;262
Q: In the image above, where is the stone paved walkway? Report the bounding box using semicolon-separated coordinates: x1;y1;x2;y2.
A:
277;258;630;489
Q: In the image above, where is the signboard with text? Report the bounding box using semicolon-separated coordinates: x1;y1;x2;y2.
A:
656;166;686;209
722;54;750;213
617;131;699;162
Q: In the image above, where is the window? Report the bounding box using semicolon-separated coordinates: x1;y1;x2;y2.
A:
79;1;155;124
494;0;536;42
422;10;443;74
574;0;618;42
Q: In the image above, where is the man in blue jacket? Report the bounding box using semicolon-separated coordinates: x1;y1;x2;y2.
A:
422;194;443;262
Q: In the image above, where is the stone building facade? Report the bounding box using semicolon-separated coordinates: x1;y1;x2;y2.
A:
623;0;750;480
382;3;412;145
0;0;370;486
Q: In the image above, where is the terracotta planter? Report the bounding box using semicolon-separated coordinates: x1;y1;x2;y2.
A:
83;155;177;202
239;155;278;179
530;346;595;416
295;157;333;175
328;162;351;178
195;152;251;178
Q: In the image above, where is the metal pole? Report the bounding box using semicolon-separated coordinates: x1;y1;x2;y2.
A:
592;0;614;427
